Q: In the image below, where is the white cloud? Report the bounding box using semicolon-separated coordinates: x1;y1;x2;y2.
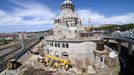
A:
0;0;56;25
77;9;134;25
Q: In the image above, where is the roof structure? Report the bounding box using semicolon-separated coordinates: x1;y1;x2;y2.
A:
0;34;16;37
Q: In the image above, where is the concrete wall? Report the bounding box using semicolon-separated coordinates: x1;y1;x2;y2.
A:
45;41;96;65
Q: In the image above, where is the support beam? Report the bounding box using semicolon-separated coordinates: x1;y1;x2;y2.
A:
117;41;121;53
128;43;133;55
106;39;109;45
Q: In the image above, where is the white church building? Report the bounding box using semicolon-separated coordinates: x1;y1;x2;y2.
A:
45;0;98;71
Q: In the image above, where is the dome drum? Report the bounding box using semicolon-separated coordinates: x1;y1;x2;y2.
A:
63;17;78;20
60;0;74;10
61;4;74;10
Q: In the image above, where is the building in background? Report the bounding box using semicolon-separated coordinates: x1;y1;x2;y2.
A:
0;34;17;44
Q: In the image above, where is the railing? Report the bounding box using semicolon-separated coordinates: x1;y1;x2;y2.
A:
46;37;99;42
103;28;134;39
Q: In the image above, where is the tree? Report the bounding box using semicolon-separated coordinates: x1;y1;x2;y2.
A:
85;23;134;32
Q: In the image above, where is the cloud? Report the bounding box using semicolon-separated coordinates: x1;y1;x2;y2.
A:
77;9;134;25
0;0;134;26
0;0;56;25
0;10;6;17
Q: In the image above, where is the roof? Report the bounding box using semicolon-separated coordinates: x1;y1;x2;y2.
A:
0;34;16;37
61;0;72;5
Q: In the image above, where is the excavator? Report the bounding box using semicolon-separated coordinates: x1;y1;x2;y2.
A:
43;53;72;71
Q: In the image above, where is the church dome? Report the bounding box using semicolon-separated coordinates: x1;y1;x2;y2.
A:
65;13;74;18
63;12;78;20
60;0;74;10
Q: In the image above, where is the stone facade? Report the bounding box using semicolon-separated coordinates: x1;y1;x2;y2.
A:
45;0;96;64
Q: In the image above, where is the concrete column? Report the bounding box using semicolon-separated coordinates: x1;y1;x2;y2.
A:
106;39;109;45
93;52;96;65
128;43;133;55
117;41;121;53
60;43;63;56
102;55;105;67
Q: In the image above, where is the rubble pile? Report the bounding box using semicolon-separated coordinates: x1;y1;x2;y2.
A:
21;67;54;75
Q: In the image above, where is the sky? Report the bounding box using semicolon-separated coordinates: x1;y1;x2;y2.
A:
0;0;134;33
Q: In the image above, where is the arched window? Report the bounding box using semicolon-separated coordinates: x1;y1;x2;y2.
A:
52;42;53;46
51;42;52;46
51;42;53;46
58;43;60;47
66;4;67;7
58;19;59;23
101;57;103;62
55;43;57;47
66;43;69;48
71;17;73;19
75;30;77;33
70;4;72;8
63;4;65;8
62;43;65;48
55;51;59;57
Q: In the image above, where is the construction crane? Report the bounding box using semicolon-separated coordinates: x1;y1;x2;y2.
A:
82;17;94;31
